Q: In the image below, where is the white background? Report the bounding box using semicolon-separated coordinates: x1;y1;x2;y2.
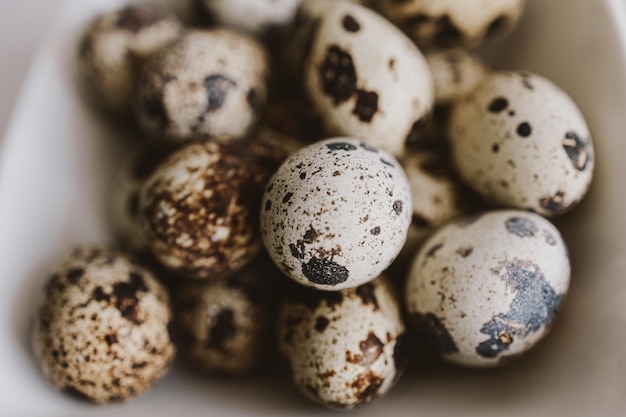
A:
0;0;65;140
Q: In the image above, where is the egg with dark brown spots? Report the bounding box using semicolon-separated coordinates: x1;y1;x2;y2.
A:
140;137;285;280
260;138;412;290
173;263;273;375
291;0;433;156
78;4;182;113
31;245;175;404
448;71;595;216
111;142;181;253
406;210;570;367
135;29;269;141
375;0;527;49
278;276;407;408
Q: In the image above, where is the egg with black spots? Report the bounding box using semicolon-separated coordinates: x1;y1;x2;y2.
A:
375;0;527;49
448;71;595;216
260;138;412;290
406;210;570;367
291;0;434;156
135;29;269;141
31;245;175;404
278;276;407;408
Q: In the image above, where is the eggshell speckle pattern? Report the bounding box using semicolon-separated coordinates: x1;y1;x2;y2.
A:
140;137;285;280
111;142;180;253
375;0;527;49
174;265;272;374
406;210;570;367
31;246;175;404
296;0;434;156
278;276;407;408
135;29;270;141
260;138;412;290
195;0;303;35
78;4;182;112
449;71;595;216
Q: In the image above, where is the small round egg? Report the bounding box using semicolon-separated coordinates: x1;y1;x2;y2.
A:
448;71;595;216
31;245;175;404
135;29;270;141
111;142;181;253
278;276;407;409
392;150;479;274
140;137;284;280
174;263;272;374
194;0;303;35
426;49;489;105
375;0;527;49
406;210;570;367
78;4;182;112
260;138;412;290
292;0;434;156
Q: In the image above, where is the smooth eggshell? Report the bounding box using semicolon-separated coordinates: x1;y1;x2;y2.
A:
406;210;570;367
297;0;434;156
260;138;412;290
448;71;595;216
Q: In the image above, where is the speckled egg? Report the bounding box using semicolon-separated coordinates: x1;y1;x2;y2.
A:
260;138;412;290
174;262;272;374
194;0;302;35
135;29;270;141
292;0;434;156
426;49;489;105
140;137;284;279
406;210;570;367
78;4;182;112
375;0;527;49
111;142;180;253
448;71;595;216
278;276;407;409
392;150;479;274
31;245;175;404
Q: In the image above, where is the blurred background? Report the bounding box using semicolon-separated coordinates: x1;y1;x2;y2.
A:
0;0;65;138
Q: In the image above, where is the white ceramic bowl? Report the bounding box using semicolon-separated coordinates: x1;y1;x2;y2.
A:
1;0;626;415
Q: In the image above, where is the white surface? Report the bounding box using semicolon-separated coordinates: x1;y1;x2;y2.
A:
1;0;626;415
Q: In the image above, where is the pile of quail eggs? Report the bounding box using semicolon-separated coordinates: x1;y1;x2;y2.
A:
31;0;595;409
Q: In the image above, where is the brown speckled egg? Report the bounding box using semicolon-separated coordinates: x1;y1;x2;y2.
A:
448;71;595;216
140;137;285;279
111;142;181;253
375;0;527;49
406;210;570;367
174;263;273;374
31;245;175;404
290;0;434;156
135;29;270;141
260;138;412;291
78;4;182;112
278;276;408;409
